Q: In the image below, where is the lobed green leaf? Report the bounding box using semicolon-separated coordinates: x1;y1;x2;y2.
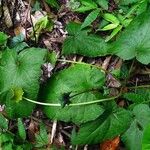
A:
63;22;108;57
42;64;105;124
0;48;46;118
72;103;132;144
109;11;150;64
122;104;150;150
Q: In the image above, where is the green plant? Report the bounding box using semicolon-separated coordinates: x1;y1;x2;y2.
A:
81;8;100;29
0;113;53;149
0;0;150;149
0;114;32;150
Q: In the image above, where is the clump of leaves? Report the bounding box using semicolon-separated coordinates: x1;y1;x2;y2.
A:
0;113;53;149
0;114;32;149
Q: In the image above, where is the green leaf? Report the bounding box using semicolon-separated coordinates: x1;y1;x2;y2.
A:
71;103;131;144
20;144;33;150
0;133;13;143
136;0;148;15
74;0;97;12
118;0;140;5
122;104;150;150
63;22;108;57
0;113;8;129
81;9;100;29
1;142;13;150
32;1;41;12
123;89;150;104
17;118;26;140
47;51;57;66
0;32;8;46
66;22;85;35
9;34;24;47
142;124;150;150
43;64;105;124
122;120;143;150
35;123;49;147
100;13;120;32
66;0;80;10
101;23;119;31
105;25;123;42
103;13;120;25
12;42;29;52
96;0;108;10
9;34;28;52
110;11;150;64
0;48;46;118
124;92;145;103
46;0;59;8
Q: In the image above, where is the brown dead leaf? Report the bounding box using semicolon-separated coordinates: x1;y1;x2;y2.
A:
107;74;121;88
42;0;51;14
118;100;125;107
100;136;120;150
102;56;112;70
53;133;66;148
28;120;39;143
14;26;26;37
3;5;13;28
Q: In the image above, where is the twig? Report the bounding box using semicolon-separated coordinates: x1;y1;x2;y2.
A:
50;120;57;144
102;56;112;70
25;0;32;38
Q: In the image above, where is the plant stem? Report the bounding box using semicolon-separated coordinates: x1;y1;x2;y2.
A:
23;97;61;106
128;84;150;89
57;59;109;74
23;94;119;107
57;59;121;84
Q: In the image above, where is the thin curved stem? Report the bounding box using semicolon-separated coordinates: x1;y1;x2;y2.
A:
57;59;122;86
57;59;109;74
23;97;61;106
23;94;119;107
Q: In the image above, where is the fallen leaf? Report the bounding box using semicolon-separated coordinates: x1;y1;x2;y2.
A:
100;136;120;150
28;120;39;143
14;26;26;38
